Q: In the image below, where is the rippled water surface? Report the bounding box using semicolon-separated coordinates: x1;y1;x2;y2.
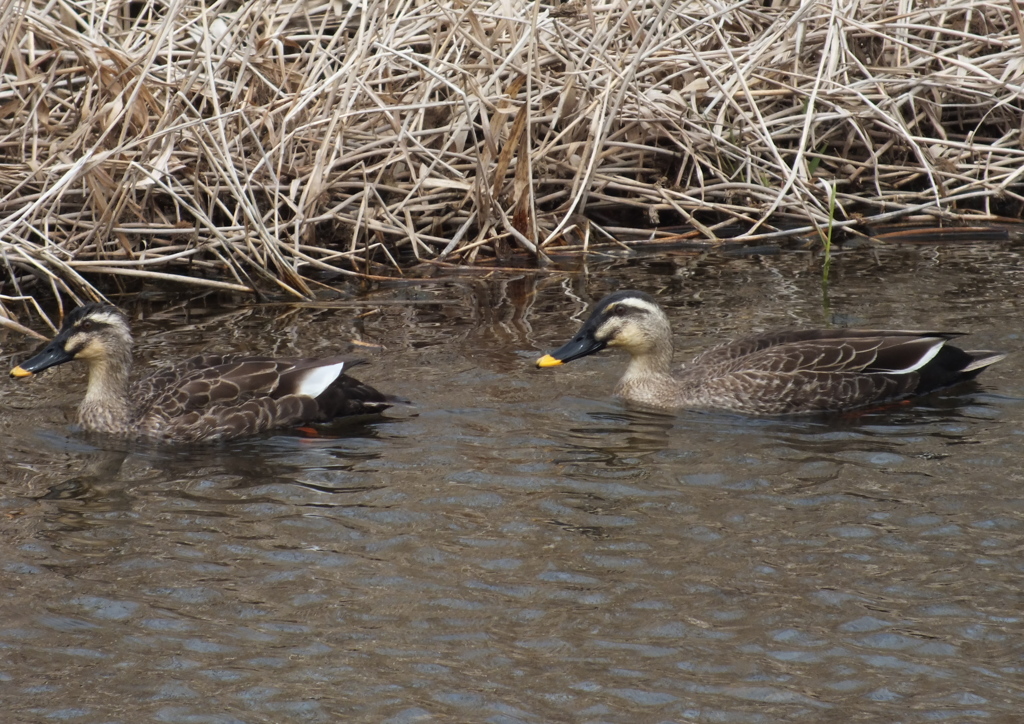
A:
2;246;1024;722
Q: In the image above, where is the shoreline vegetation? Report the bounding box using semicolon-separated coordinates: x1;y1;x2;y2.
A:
2;0;1023;319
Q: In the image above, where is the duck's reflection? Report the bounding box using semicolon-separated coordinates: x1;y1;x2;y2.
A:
11;423;392;540
555;408;677;465
548;385;1006;471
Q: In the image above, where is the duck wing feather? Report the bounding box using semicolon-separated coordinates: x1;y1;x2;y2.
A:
703;369;916;414
141;397;322;442
689;332;968;414
135;356;387;441
689;329;961;369
134;354;253;408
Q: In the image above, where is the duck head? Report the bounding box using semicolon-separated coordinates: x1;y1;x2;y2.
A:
536;290;672;367
10;304;133;378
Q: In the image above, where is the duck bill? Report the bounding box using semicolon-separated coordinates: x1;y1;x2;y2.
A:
10;341;73;378
536;335;607;367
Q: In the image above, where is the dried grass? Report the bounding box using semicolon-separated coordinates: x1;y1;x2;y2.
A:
1;0;1022;304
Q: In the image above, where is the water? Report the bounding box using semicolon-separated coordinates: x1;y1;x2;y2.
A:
2;246;1023;722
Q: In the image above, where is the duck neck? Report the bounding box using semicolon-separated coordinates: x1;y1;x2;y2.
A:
79;351;133;433
620;337;675;388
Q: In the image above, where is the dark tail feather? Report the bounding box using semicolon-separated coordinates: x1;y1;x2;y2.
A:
315;374;393;418
914;346;1005;395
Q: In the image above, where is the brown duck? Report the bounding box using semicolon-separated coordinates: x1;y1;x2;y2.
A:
10;303;392;442
536;290;1005;414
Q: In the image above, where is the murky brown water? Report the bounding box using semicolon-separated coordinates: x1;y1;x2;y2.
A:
2;245;1023;722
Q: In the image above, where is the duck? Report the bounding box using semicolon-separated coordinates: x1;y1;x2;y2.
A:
535;290;1005;414
9;303;393;442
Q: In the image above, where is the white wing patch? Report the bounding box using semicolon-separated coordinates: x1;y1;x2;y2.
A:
295;361;345;398
876;339;944;374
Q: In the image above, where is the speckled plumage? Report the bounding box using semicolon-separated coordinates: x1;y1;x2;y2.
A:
11;304;391;442
537;291;1005;414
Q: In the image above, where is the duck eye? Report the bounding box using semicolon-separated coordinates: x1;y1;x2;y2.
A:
80;320;94;332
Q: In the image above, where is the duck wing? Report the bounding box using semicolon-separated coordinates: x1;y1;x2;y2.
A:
690;329;962;368
692;331;1000;414
134;354;247;407
136;356;389;441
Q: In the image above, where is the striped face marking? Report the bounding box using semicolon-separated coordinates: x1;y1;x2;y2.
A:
82;310;126;328
605;296;660;317
68;334;108;360
10;304;134;379
66;311;130;359
535;291;666;368
596;296;663;346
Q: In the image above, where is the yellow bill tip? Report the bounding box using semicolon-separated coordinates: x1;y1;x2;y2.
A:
536;354;563;368
10;366;33;378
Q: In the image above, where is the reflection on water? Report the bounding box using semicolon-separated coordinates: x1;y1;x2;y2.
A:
2;248;1023;721
555;408;678;465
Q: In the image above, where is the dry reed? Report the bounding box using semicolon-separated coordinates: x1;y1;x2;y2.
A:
1;0;1022;309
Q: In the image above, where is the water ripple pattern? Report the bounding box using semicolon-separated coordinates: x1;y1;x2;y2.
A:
2;251;1023;722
